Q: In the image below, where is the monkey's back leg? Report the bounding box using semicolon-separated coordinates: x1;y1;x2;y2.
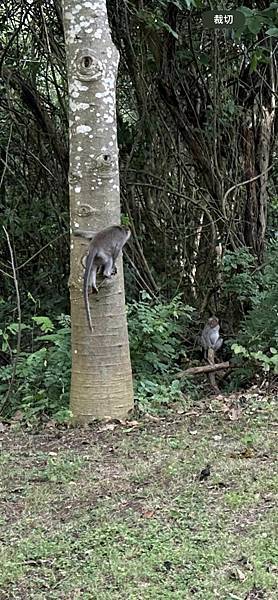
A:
102;255;114;278
86;260;99;293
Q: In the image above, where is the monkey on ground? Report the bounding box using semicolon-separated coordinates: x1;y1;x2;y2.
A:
74;225;130;332
200;316;223;359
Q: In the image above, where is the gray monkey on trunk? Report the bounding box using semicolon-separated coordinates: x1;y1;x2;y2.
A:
74;225;130;332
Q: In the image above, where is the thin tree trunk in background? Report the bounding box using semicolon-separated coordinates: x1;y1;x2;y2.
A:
62;0;134;422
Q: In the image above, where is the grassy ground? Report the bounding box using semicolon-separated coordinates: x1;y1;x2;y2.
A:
0;394;277;600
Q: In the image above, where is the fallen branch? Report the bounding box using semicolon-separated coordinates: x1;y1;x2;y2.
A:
176;361;230;378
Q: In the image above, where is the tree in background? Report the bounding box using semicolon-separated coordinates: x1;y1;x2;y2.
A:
111;0;277;312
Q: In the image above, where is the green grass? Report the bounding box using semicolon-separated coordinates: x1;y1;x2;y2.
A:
0;395;277;599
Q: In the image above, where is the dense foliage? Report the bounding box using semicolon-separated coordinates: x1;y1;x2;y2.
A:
0;297;193;421
1;240;277;422
231;241;278;379
128;293;195;413
0;1;277;418
0;315;71;422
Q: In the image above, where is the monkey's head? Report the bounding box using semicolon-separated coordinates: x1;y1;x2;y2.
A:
208;316;219;328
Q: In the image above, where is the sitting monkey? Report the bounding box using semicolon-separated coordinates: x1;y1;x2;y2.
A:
200;316;223;359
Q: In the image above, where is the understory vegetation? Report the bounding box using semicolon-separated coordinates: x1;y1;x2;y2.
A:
1;244;278;422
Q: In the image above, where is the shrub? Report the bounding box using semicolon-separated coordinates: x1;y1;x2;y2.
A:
231;240;278;377
222;248;260;303
128;292;195;412
0;315;71;422
0;294;196;420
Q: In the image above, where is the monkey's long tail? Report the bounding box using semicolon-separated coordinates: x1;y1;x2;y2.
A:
83;247;97;333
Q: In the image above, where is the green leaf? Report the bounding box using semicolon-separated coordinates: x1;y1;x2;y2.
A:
239;6;254;17
266;27;278;37
231;343;249;357
7;323;29;334
247;17;263;35
262;3;278;13
33;316;54;333
251;351;268;361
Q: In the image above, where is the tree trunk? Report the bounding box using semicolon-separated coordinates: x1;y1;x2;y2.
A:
242;112;274;262
62;0;134;422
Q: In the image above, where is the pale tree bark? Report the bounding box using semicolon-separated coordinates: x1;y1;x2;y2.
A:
62;0;134;422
